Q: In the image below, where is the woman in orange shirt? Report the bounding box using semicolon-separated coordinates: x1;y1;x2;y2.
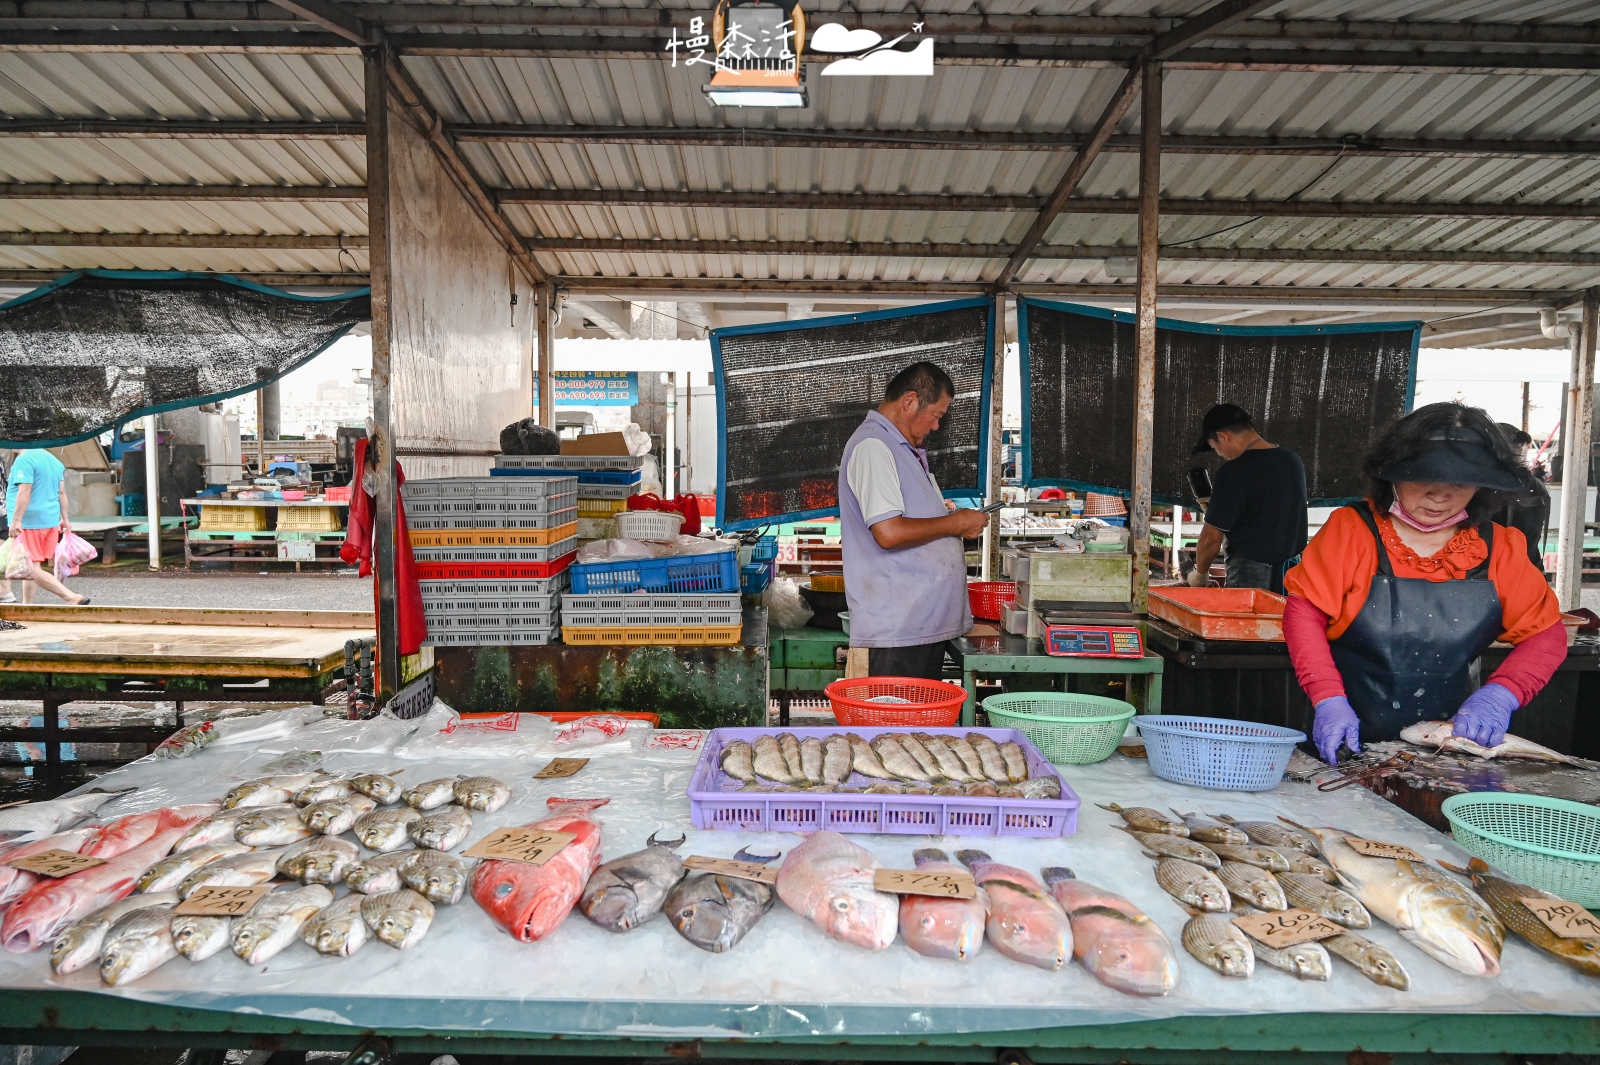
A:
1284;402;1565;764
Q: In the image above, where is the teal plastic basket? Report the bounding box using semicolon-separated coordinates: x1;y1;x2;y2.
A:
981;693;1135;765
1441;793;1600;908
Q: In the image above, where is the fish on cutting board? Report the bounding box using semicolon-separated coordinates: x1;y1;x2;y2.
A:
776;830;898;951
1044;868;1178;995
1399;721;1592;765
471;798;609;942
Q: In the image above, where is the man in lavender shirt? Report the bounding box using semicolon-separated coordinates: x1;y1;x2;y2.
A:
838;362;989;680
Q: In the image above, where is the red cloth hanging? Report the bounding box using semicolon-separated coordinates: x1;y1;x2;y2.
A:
339;436;428;656
625;492;701;535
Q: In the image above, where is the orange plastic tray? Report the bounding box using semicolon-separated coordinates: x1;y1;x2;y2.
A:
1147;587;1286;641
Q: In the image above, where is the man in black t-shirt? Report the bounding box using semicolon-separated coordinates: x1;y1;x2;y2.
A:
1186;404;1308;593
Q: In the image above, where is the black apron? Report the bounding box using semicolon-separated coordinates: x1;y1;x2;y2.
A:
1328;502;1504;742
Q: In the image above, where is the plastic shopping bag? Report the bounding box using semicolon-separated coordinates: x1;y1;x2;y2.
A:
0;538;30;580
53;532;98;578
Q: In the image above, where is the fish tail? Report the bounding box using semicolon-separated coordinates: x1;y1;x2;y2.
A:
1040;867;1075;885
912;848;948;866
1213;813;1239;824
1094;803;1122;813
955;849;991;870
730;848;781;865
1467;857;1490;873
545;797;611;815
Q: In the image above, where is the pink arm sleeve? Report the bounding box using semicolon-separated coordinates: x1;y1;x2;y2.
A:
1284;594;1345;705
1487;620;1568;705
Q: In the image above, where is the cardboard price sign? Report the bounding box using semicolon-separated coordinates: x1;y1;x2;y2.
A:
873;868;978;899
534;758;589;780
681;855;779;885
6;850;105;878
174;885;273;917
1521;896;1600;939
1342;837;1425;862
463;827;576;866
1232;907;1345;948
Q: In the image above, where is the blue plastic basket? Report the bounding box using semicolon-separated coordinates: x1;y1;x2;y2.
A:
491;468;641;486
1135;715;1305;792
741;561;774;594
750;538;778;563
570;550;740;594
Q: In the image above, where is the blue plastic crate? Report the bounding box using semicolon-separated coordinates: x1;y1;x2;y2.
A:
491;469;642;486
741;561;774;594
750;538;778;563
569;550;740;595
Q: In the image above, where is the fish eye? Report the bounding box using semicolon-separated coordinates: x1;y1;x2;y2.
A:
832;898;850;912
495;881;513;898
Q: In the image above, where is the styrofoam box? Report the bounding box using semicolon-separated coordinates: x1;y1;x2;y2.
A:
418;574;568;598
411;537;577;563
562;592;741;613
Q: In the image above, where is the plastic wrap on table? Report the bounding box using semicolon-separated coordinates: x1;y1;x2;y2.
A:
258;711;421;756
392;700;554;760
5;714;1600;1040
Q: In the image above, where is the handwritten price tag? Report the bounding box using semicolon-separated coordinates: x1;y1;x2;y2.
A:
1231;907;1345;947
1342;837;1425;862
872;868;978;899
174;884;273;917
6;850;105;878
681;855;779;885
534;758;589;779
463;827;577;866
1521;896;1600;939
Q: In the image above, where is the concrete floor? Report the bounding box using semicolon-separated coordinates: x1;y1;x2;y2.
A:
7;571;374;611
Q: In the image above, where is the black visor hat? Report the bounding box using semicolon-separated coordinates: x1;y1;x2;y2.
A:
1192;403;1254;454
1375;428;1525;492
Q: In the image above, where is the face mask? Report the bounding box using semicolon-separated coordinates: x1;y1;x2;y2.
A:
1389;500;1467;534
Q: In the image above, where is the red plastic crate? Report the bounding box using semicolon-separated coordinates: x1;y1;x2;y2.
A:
413;552;576;581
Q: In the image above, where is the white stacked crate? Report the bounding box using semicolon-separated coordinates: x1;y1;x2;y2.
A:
560;592;742;628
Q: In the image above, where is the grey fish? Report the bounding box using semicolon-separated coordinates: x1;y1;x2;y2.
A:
914;733;976;782
345;850;414;896
1217;861;1286;911
233;806;314;847
1099;803;1189;836
361;888;434;949
753;735;802;784
778;733;805;781
231;884;333;964
1231;901;1330;981
300;794;377;835
895;733;945;780
222;773;326;810
1019;776;1061;800
998;741;1029;783
1206;844;1290;873
454;776;511;813
1325;928;1411;990
945;734;986;780
1152;857;1230;912
399;849;470;905
967;733;1010;783
1123;828;1221;869
50;891;178;975
277;835;361;885
1214;815;1315;852
1171;809;1249;845
349;772;405;805
408;805;472;851
301;895;368;957
1181;912;1253;977
719;740;757;784
664;847;779;953
871;735;933;782
354;806;422;852
0;788;134;841
292;778;356;807
99;903;179;986
136;842;251;893
798;737;825;784
172;912;234;961
177;848;285;899
821;735;853;785
1279;872;1371;929
846;733;896;780
1259;846;1338;883
174;805;293;852
578;831;687;932
401;777;460;811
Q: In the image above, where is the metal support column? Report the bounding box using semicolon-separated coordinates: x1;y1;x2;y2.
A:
986;292;1006;580
365;44;401;704
1131;59;1162;613
1558;289;1600;609
142;413;160;570
536;282;555;427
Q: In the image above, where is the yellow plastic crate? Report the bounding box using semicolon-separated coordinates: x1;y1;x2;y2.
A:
561;624;743;647
276;505;344;532
408;522;578;547
810;573;845;593
199;505;268;531
577;497;629;518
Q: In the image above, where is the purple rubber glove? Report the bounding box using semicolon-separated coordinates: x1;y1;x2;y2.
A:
1313;696;1361;765
1451;682;1519;748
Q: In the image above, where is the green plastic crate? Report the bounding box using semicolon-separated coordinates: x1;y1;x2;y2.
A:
982;692;1135;765
1442;793;1600;908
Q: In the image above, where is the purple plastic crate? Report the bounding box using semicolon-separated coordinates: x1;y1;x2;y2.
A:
688;726;1079;838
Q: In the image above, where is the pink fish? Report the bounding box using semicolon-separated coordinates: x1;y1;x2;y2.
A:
2;821;196;952
899;848;988;961
957;850;1071;970
1043;867;1179;996
81;804;219;859
0;828;99;911
776;830;898;951
470;798;609;942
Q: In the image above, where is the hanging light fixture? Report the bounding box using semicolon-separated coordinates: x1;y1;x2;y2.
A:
703;0;808;108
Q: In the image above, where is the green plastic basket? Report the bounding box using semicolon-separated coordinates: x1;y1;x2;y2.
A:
981;693;1135;765
1441;793;1600;908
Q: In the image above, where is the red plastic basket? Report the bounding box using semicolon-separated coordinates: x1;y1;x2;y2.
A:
413;552;576;581
823;677;967;727
967;581;1018;621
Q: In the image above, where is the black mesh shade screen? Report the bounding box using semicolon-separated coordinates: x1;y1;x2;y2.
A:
0;271;370;447
713;299;993;531
1020;299;1419;505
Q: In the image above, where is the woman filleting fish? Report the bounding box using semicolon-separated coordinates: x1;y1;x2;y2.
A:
1283;403;1567;764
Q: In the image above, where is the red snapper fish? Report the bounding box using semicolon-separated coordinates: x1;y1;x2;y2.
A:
1043;867;1179;996
0;828;99;910
82;804;220;859
2;820;197;952
775;830;898;951
470;798;609;942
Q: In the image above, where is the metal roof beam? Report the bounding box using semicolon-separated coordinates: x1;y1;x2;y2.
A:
264;0;371;45
0;268;369;286
0;120;362;139
0;183;367;201
1149;0;1285;60
0;232;366;249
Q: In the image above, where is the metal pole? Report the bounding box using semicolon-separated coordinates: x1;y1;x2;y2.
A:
1557;294;1600;610
536;282;555;427
986;292;1006;581
1522;381;1531;437
1131;59;1161;613
365;44;401;704
255;388;266;479
142;414;160;571
665;372;677;500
